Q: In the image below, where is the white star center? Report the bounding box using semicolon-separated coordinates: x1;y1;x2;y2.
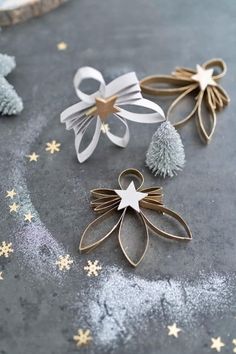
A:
115;181;148;213
191;64;217;91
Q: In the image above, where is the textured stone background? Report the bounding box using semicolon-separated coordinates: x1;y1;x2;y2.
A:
0;0;236;353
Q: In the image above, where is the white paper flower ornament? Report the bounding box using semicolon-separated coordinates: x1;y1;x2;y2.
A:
60;67;165;162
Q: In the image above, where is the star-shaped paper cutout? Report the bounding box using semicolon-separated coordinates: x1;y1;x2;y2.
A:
5;189;17;199
24;212;34;222
192;65;217;91
115;181;147;213
26;152;39;162
45;140;61;154
167;323;182;338
9;202;19;213
210;337;225;352
57;42;67;51
94;96;120;121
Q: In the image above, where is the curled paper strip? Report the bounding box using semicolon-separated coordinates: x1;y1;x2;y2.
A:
140;58;230;143
61;67;165;162
79;168;192;267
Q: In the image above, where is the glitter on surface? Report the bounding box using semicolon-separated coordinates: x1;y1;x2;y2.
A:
82;267;235;347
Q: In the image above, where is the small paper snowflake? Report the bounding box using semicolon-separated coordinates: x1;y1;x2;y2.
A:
56;255;73;271
84;260;102;277
101;123;110;134
73;329;92;347
0;241;13;258
45;140;61;154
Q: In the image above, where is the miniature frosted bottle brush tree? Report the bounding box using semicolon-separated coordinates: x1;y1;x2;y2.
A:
0;53;23;115
146;120;185;178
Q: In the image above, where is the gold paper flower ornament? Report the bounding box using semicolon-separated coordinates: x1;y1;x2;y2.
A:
141;58;230;143
79;169;192;266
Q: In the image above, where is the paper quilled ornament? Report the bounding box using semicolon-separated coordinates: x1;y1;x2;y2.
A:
79;168;192;267
0;53;23;115
140;58;230;144
60;67;165;162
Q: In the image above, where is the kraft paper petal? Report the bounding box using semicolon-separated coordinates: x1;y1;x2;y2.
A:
118;209;149;267
79;207;124;252
196;91;216;143
61;67;165;162
141;204;192;241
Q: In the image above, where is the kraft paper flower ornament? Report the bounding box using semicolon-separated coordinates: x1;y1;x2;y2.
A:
140;58;230;143
79;168;192;267
60;67;165;162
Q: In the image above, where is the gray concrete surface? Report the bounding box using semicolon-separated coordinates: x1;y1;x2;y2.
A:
0;0;236;353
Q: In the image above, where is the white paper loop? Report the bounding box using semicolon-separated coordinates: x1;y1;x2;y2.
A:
61;66;165;162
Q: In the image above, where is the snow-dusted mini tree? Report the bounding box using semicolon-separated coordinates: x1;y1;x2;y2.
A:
146;121;185;178
0;54;23;115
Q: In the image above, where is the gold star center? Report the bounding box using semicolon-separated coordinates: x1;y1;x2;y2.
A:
87;95;120;121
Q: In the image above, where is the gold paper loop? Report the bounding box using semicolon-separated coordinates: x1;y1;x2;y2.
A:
118;168;144;190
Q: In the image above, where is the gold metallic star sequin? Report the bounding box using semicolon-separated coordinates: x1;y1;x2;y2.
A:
0;242;13;258
45;140;61;154
84;260;102;277
24;212;34;222
26;152;39;162
101;123;110;134
210;337;225;352
0;272;3;280
57;42;68;50
56;255;73;271
5;189;17;199
167;323;182;338
9;202;19;213
73;329;92;347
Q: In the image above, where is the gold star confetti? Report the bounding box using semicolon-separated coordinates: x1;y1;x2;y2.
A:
56;255;73;271
57;41;68;50
84;260;102;277
232;339;236;353
26;152;39;162
5;189;17;199
0;242;13;258
167;323;182;338
101;123;110;134
24;212;34;222
0;272;3;280
45;140;61;154
73;329;92;347
9;202;20;213
211;337;225;352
